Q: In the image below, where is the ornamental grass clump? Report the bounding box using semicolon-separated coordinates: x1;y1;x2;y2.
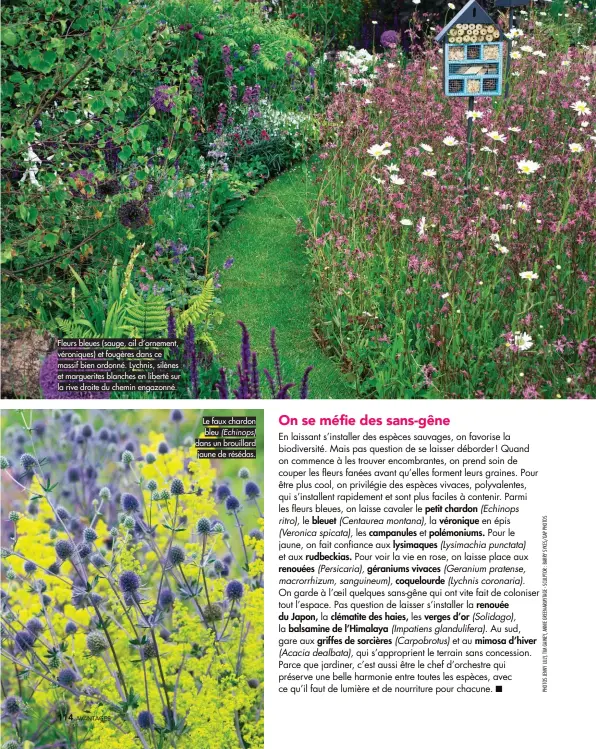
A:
0;410;264;749
308;10;595;399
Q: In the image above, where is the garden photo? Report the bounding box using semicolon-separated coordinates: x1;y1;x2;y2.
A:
1;0;594;399
0;408;264;749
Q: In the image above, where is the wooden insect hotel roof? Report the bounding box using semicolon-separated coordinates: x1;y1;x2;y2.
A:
435;0;500;42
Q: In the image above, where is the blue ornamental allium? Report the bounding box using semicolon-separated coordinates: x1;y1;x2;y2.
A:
57;668;78;688
118;200;150;229
24;560;37;574
26;617;44;637
121;493;140;513
159;588;174;608
146;479;158;492
171;409;183;423
196;518;211;536
380;29;399;48
121;449;134;465
86;630;108;656
119;570;141;595
158;441;169;455
238;467;250;479
168;545;186;566
170;478;184;496
151;84;178;113
216;484;231;502
138;710;154;730
225;496;240;512
65;621;78;635
90;553;108;568
55;539;75;561
245;481;260;499
83;527;98;543
15;629;36;653
145;452;156;465
19;453;37;472
226;580;244;602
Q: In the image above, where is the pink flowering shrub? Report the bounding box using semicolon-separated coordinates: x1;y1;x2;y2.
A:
307;22;595;399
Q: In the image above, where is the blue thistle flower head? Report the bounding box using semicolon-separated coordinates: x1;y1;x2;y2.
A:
213;560;224;573
225;496;240;512
76;542;92;560
158;441;169;455
83;527;98;543
98;427;110;441
121;450;135;465
0;456;10;470
216;484;231;502
238;467;250;479
98;487;111;501
170;409;184;423
55;539;75;560
15;629;36;653
170;478;184;496
159;588;175;608
146;479;158;492
66;466;81;483
245;481;260;499
24;560;37;574
247;678;260;688
226;580;244;602
168;545;186;566
119;570;141;594
145;452;156;464
196;518;211;536
3;696;23;716
55;505;70;520
121;493;140;513
249;529;263;541
138;710;154;730
48;562;61;576
86;630;108;655
25;617;43;636
81;424;94;439
19;453;37;471
57;668;78;688
33;420;47;437
90;553;108;569
65;622;78;635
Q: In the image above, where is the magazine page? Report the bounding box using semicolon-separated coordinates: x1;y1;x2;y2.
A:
1;0;595;748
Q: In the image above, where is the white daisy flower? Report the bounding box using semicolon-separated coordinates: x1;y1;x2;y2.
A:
519;270;539;280
514;332;533;351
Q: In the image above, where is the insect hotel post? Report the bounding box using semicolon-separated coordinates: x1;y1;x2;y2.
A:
435;0;504;191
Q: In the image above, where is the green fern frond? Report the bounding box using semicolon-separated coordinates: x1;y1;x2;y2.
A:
175;279;215;336
124;292;168;338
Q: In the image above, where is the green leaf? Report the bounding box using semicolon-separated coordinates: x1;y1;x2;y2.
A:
1;28;18;46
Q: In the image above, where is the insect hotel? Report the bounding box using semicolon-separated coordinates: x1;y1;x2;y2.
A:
436;0;504;97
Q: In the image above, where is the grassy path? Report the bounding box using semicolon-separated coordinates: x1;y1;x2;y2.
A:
210;164;351;399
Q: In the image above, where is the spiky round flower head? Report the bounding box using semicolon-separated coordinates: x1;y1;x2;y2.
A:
54;700;70;719
0;456;10;469
15;629;35;653
138;710;154;730
98;427;110;442
65;621;78;635
90;553;108;569
48;562;61;575
19;453;37;471
26;617;43;636
42;594;52;607
121;449;135;466
142;640;158;660
196;517;212;536
158;588;175;608
211;521;224;534
56;505;70;521
57;668;78;688
3;696;23;716
146;479;158;492
24;560;37;574
8;511;20;523
160;489;170;501
3;739;22;749
247;678;260;689
168;545;186;566
55;539;75;561
170;409;184;423
170;478;184;496
145;452;156;464
76;542;92;560
5;568;16;581
83;527;98;543
119;570;141;595
121;493;140;513
213;560;224;573
249;529;263;541
81;424;94;439
226;580;244;602
122;515;135;530
35;579;47;593
118;199;150;229
98;487;111;501
158;441;169;455
86;630;108;656
245;481;260;499
225;496;240;512
49;528;58;541
238;467;250;479
151;491;160;502
109;526;118;537
216;484;231;502
67;466;81;483
96;177;121;199
203;603;223;622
